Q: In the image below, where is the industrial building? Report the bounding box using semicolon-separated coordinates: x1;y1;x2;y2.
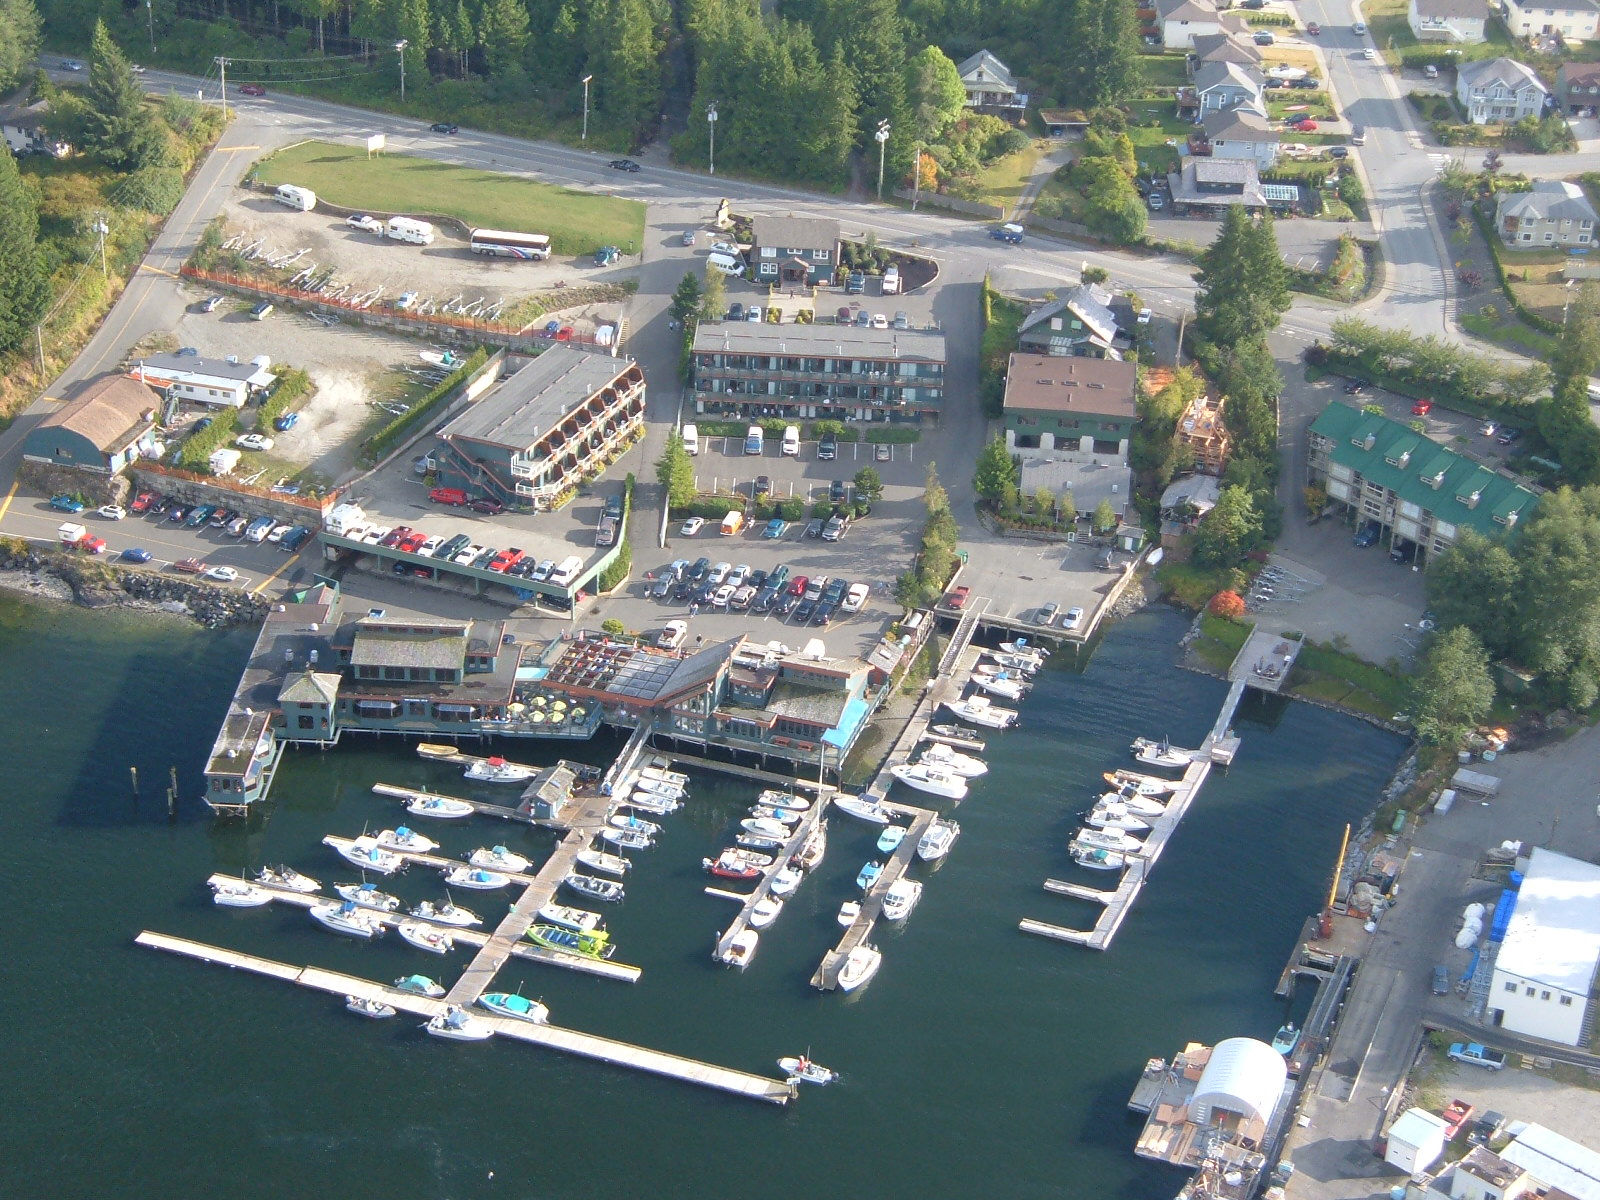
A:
1488;847;1600;1047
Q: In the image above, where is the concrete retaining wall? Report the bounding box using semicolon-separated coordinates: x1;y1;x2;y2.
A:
891;188;1005;220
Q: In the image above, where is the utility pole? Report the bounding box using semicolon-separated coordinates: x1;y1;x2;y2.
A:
395;40;408;102
911;142;923;211
581;74;593;142
706;102;718;176
875;120;891;201
216;57;228;118
93;215;109;276
147;0;155;52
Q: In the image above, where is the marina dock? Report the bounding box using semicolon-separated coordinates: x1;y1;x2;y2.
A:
713;800;827;962
370;783;542;825
811;801;935;990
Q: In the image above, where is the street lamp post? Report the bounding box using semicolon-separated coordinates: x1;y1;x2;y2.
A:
875;120;891;200
706;102;718;176
581;74;593;142
395;40;408;102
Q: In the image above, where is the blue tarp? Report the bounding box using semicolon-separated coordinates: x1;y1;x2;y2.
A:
1489;887;1519;943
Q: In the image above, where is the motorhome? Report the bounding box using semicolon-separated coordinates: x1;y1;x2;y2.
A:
273;184;316;211
386;217;436;246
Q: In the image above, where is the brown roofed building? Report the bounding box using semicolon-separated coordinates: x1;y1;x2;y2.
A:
23;374;163;475
1002;352;1139;461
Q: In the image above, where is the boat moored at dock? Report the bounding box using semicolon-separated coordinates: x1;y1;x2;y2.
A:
309;901;385;939
778;1055;838;1085
463;756;535;784
917;741;987;778
832;794;892;824
576;848;630;876
375;826;438;854
1072;845;1128;871
409;899;480;927
889;761;969;800
877;825;908;854
538;903;605;932
345;995;396;1019
404;795;475;820
393;974;446;997
564;872;625;903
916;818;961;863
882;879;923;922
942;696;1018;729
325;835;406;876
836;944;882;993
1070;827;1145;855
468;845;532;873
1104;770;1179;796
1086;802;1151;833
211;880;272;908
601;827;654;852
255;865;320;893
397;922;455;955
479;992;550;1025
425;1004;494;1041
336;882;401;911
1130;738;1193;770
441;866;512;890
526;924;614;958
715;929;759;969
749;896;784;929
740;816;793;840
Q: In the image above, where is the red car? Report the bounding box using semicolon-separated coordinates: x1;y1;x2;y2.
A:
1412;398;1434;415
488;548;525;573
398;532;428;553
74;534;107;554
379;525;411;548
429;486;469;506
238;83;266;96
788;575;809;597
172;557;207;574
130;491;156;513
945;585;971;610
1292;118;1318;132
1306;21;1321;34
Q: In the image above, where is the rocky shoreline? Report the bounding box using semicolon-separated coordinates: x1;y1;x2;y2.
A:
0;544;270;629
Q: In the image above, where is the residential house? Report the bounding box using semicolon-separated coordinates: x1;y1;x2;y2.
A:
1016;284;1122;358
1174;391;1232;474
1407;0;1489;42
748;214;839;287
1495;180;1598;249
690;322;946;422
956;49;1026;114
0;97;70;157
434;346;646;506
1307;401;1540;564
1188;31;1263;76
1455;57;1550;124
1157;0;1226;49
1198;103;1280;168
1502;0;1600;42
1487;847;1600;1047
1001;352;1139;462
1193;59;1266;114
1167;157;1274;212
1449;1146;1532;1200
22;375;163;475
131;351;278;409
1557;60;1600;112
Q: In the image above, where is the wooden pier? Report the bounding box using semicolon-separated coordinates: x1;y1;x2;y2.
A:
135;931;793;1105
713;801;826;962
859;640;986;805
370;782;542;825
811;802;935;990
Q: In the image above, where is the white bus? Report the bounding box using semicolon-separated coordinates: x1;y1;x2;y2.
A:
469;228;552;260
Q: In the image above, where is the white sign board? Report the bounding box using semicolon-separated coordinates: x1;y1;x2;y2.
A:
365;133;386;155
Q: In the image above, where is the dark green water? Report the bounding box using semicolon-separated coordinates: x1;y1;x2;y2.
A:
0;598;1402;1200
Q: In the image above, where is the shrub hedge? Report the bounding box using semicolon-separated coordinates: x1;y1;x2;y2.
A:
362;348;489;463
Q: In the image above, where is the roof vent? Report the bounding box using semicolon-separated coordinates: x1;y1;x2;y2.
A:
1427;469;1446;488
1467;490;1482;509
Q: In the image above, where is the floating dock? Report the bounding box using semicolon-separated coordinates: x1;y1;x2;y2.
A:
370;782;541;825
713;800;827;963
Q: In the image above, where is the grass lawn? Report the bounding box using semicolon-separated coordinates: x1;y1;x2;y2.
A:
1127;101;1193;176
254;141;645;256
1460;307;1558;356
1291;642;1411;719
1367;0;1516;64
1268;94;1338;121
1033;172;1085;223
1261;46;1323;76
1139;53;1191;90
1498;249;1579;320
960;141;1045;214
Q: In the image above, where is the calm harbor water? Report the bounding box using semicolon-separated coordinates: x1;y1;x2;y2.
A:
0;597;1403;1200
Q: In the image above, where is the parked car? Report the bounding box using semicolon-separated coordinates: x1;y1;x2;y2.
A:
746;306;763;323
429;121;460;134
1253;30;1275;45
792;599;817;624
835;306;852;324
989;224;1024;244
651;575;675;600
775;590;800;615
594;245;621;266
238;83;265;96
687;557;712;583
1479;420;1498;437
842;582;869;612
1411;398;1433;415
430;487;469;506
710;242;741;258
1353;519;1381;548
1291;118;1318;132
1343;380;1365;394
1290;76;1319;89
854;309;871;327
821;512;849;541
1362;47;1377;60
1329;145;1350;159
763;518;787;539
945;585;971;609
680;516;705;536
120;548;153;563
1424;64;1440;79
1062;606;1085;631
1497;427;1523;445
171;557;208;574
1137;308;1152;325
811;602;835;627
203;566;240;583
130;492;156;513
658;620;688;649
818;431;838;460
727;302;745;322
235;433;274;452
893;311;909;330
185;505;217;528
470;496;506;515
829;479;846;505
788;575;809;597
727;563;750;588
245;516;277;542
875;442;891;462
608;158;641;172
870;313;889;329
50;495;85;513
846;272;866;294
1431;965;1451;996
681;229;698;246
346;214;383;233
199;295;225;313
752;476;771;499
97;504;126;521
707;561;731;585
273;412;299;432
1037;602;1059;626
61;59;84;70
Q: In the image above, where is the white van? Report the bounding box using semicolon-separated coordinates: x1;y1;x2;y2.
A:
681;423;699;455
273;184;316;211
707;251;744;277
744;425;764;455
385;217;436;246
781;425;800;456
548;555;584;588
881;265;901;295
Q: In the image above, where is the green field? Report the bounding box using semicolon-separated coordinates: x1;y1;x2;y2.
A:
254;141;645;257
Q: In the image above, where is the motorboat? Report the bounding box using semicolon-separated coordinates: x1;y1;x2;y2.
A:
538;903;605;932
769;865;804;897
526;924;613;958
929;723;981;742
564;872;625;903
409;899;480;927
918;741;987;778
749;805;802;827
463;756;534;784
632;776;686;801
397;922;455;955
309;901;385;939
211;880;272;908
942;696;1017;729
335;882;401;911
737;831;786;851
325;835;405;876
704;855;760;881
1131;737;1192;769
425;1005;494;1041
715;929;759;969
1272;1022;1301;1057
1086;802;1152;833
601;827;655;852
254;865;320;893
882;879;923;922
1098;789;1167;817
972;672;1029;701
623;792;681;816
997;639;1049;664
577;848;631;876
837;900;861;927
837;944;882;993
707;846;773;871
404;795;475;819
796;822;828;870
345;995;396;1019
756;788;811;813
479;992;549;1024
1104;770;1179;796
916;818;961;863
778;1054;838;1085
741;816;793;840
608;812;662;837
392;974;445;997
984;651;1041;674
889;762;969;800
832;794;891;824
469;845;531;873
640;764;688;787
877;825;908;854
749;895;784;929
856;861;884;891
1072;845;1127;871
1070;827;1144;855
376;826;438;854
441;866;511;890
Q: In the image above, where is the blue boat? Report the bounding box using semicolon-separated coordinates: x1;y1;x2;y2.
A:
877;826;907;854
857;861;884;891
478;992;549;1024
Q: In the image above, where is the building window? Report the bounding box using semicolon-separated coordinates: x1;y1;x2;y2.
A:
298;715;314;729
811;249;829;261
1525;985;1537;996
1541;990;1551;1000
1504;981;1516;992
1561;995;1573;1005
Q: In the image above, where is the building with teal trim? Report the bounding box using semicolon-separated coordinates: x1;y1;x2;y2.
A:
1307;403;1540;564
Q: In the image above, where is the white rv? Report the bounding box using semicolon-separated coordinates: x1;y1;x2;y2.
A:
385;217;436;246
273;184;317;211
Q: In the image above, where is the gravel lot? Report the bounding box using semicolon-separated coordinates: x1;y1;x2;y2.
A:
1427;1059;1600;1149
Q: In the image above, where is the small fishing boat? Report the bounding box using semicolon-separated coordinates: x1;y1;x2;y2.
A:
336;882;401;911
577;848;631;876
211;880;272;908
1104;770;1179;796
1098;789;1168;817
468;845;531;873
392;974;445;997
737;831;786;851
1131;737;1192;769
479;992;549;1025
749;805;802;827
345;995;396;1019
404;795;475;819
1072;845;1127;871
997;639;1049;664
1086;801;1152;833
376;826;438;854
623;792;681;816
425;1005;494;1041
409;899;480;927
1070;827;1145;855
837;900;861;927
255;865;320;893
463;756;534;784
856;861;884;891
705;856;760;881
705;847;771;875
309;901;385;939
632;776;686;801
325;835;405;876
796;821;828;870
564;872;625;903
882;878;923;922
756;788;810;813
715;929;759;969
916;818;961;863
749;895;784;929
877;825;908;854
1272;1022;1301;1057
890;761;969;800
608;812;662;837
918;741;988;778
972;672;1029;701
929;723;981;742
769;865;804;897
741;816;793;840
640;764;688;787
983;651;1041;674
942;695;1018;729
779;1055;838;1086
837;944;882;993
397;922;455;955
538;903;605;932
832;794;892;824
600;827;654;852
526;924;613;958
441;866;511;890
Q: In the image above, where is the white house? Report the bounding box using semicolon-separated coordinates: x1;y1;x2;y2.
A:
1455;57;1550;124
1201;103;1280;168
1495;180;1598;249
956;50;1025;112
1408;0;1489;43
1487;847;1600;1047
1158;0;1226;49
0;97;71;158
1502;0;1600;43
133;352;278;410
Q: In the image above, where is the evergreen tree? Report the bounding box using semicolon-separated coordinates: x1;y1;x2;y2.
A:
82;21;168;171
0;0;43;95
699;265;725;321
670;271;702;323
1194;207;1290;350
0;147;50;357
904;45;965;141
655;432;697;509
1411;627;1495;748
972;435;1017;502
1190;485;1262;568
1424;529;1520;657
477;0;530;76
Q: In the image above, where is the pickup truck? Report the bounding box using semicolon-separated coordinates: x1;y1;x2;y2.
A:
1448;1042;1507;1070
944;585;971;610
1441;1099;1475;1138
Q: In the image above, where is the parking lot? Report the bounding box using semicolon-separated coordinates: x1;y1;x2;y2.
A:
935;528;1129;632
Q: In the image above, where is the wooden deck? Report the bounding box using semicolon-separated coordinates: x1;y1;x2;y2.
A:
811;803;935;990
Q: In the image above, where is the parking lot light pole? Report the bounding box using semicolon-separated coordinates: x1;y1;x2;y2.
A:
395;40;408;102
581;75;593;142
875;120;890;200
706;102;718;175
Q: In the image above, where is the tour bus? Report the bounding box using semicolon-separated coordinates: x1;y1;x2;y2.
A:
469;228;552;260
273;184;316;211
385;217;436;246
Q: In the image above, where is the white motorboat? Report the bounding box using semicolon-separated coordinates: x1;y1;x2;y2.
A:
600;827;654;852
623;792;681;815
997;639;1049;664
632;776;685;801
916;818;961;863
796;821;828;870
640;764;688;787
877;825;908;854
539;902;605;932
441;866;511;890
837;944;882;993
345;995;396;1018
1070;827;1144;855
756;788;811;813
929;723;982;742
376;826;438;854
336;882;401;911
397;922;455;955
405;795;475;819
1086;802;1151;833
832;794;891;824
1072;845;1127;871
972;672;1029;701
882;878;923;922
890;762;969;800
778;1055;838;1085
211;880;272;908
769;865;804;897
564;872;625;903
837;899;862;927
409;899;480;927
1131;737;1192;769
309;901;385;939
1104;770;1179;796
479;992;549;1024
749;805;802;827
609;812;662;837
1098;789;1167;817
255;865;320;893
469;845;531;873
577;848;631;877
324;835;405;876
942;696;1018;729
918;741;988;778
749;895;784;929
983;651;1040;674
392;974;445;997
741;816;793;840
856;861;884;891
425;1005;494;1041
737;831;786;851
716;928;759;969
463;756;535;784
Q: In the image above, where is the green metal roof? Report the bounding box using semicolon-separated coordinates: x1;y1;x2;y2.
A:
1310;402;1539;536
